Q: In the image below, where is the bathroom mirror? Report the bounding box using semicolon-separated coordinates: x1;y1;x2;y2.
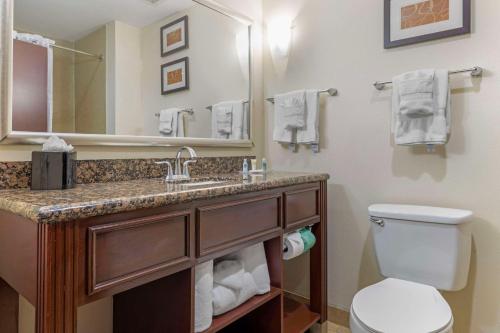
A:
0;0;253;146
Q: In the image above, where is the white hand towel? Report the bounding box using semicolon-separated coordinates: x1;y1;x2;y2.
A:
398;70;435;117
283;232;305;260
212;103;234;139
273;90;307;143
276;90;307;129
194;260;213;332
158;109;175;135
159;108;185;137
296;89;320;144
392;69;450;145
224;243;271;295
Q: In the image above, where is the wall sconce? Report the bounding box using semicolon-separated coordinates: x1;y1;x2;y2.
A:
267;16;293;58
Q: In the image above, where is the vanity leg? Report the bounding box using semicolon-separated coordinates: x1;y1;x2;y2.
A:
310;181;328;323
36;223;77;333
0;278;19;333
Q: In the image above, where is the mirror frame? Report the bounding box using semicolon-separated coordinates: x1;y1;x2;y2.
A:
0;0;254;148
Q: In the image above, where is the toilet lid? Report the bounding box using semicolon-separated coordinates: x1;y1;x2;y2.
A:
352;278;452;333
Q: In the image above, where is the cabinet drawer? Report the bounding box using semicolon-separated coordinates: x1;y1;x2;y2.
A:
196;194;282;257
87;211;192;295
284;184;320;231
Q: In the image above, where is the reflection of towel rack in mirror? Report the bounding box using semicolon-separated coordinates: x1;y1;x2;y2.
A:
155;108;194;117
265;88;338;103
206;100;250;111
373;66;484;90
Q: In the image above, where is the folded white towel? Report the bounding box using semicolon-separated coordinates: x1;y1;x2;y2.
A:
212;103;234;139
398;70;435;117
159;109;175;135
283;232;305;260
212;260;258;316
392;69;450;145
297;89;320;145
194;261;214;332
224;243;271;295
159;108;185;137
273;90;307;143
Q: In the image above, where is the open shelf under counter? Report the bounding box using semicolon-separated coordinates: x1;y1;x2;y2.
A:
284;297;321;333
203;286;282;333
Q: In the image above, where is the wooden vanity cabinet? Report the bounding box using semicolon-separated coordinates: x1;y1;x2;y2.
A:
0;181;327;333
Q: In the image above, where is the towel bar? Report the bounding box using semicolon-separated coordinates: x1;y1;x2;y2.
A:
266;88;338;104
155;108;194;117
206;100;250;111
373;66;483;91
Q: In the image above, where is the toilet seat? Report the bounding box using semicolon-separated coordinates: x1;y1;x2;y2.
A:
351;278;453;333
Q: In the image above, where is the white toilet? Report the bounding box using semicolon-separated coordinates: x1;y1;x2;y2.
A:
350;204;473;333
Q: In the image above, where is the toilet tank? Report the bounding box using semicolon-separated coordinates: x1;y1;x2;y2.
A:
369;204;472;291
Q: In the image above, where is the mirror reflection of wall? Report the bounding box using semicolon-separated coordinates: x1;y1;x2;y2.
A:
12;0;251;140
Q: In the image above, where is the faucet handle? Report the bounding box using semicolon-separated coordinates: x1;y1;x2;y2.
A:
155;161;174;181
182;160;197;178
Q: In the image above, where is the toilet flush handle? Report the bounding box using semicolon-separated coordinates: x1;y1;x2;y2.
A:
370;217;385;227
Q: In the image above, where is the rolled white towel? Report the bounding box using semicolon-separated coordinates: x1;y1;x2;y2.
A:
194;260;214;333
283;232;305;260
213;260;245;290
212;284;238;316
226;243;271;295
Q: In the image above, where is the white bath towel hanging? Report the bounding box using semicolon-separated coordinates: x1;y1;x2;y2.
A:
296;89;320;145
159;108;185;137
273;90;306;143
392;69;451;146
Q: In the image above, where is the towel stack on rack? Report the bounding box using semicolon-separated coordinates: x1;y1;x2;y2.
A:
268;88;337;153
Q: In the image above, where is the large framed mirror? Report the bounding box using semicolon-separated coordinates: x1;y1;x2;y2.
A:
0;0;253;147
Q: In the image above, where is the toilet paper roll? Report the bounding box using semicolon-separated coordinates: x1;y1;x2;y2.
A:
283;232;305;260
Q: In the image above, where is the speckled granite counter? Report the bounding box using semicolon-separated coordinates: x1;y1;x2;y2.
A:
0;172;329;224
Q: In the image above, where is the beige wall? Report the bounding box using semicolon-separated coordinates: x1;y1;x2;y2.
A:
74;26;107;134
51;39;76;133
263;0;500;332
107;21;144;136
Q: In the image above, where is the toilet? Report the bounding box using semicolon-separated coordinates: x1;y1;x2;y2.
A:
350;204;473;333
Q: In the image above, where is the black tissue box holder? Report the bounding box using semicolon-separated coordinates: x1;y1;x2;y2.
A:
31;152;76;190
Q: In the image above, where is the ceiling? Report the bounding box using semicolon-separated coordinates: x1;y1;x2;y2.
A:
14;0;194;42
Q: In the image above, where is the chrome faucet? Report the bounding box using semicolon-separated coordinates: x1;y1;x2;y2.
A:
175;146;198;177
155;146;197;182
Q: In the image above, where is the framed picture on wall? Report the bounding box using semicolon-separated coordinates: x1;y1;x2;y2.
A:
384;0;471;48
161;15;189;56
161;57;190;95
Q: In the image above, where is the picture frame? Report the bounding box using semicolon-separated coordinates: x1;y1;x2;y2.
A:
161;15;189;56
384;0;471;48
161;57;190;95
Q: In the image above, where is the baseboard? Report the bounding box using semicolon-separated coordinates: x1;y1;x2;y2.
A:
283;291;350;328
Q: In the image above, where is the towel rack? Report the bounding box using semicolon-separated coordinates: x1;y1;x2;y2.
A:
266;88;338;104
205;100;250;111
373;66;483;91
155;108;194;117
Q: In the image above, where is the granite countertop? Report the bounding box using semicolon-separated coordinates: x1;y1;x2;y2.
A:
0;172;329;224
